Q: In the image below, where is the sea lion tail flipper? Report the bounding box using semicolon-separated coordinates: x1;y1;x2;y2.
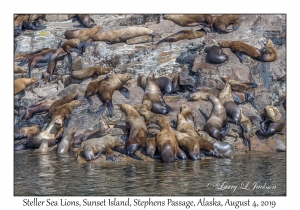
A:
128;152;143;161
118;85;130;99
108;101;114;117
115;146;126;154
232;92;242;104
235;52;245;63
77;41;86;49
89;23;97;28
87;97;94;105
98;102;108;115
18;58;29;67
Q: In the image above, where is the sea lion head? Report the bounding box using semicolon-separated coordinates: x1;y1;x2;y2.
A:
54;115;64;128
180;104;189;113
116;73;132;83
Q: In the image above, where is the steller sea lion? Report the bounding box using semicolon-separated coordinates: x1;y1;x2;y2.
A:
72;14;96;28
138;74;173;95
97;73;132;117
83;75;109;105
259;39;277;62
59;38;84;68
22;99;55;121
213;14;240;33
57;126;78;154
156;29;206;46
163;14;214;28
81;135;124;161
14;124;40;140
71;65;113;80
147;117;187;163
92;27;154;44
64;26;102;42
14;78;38;95
205;45;229;65
218;40;261;63
188;87;220;101
145;71;173;115
173;131;200;160
35;140;49;154
116;104;148;160
179;104;196;128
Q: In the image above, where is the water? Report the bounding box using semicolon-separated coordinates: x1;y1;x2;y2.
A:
14;152;286;196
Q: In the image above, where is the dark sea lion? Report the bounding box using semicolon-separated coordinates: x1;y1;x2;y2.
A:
173;131;200;160
14;65;27;74
57;126;78;154
163;14;214;28
14;78;38;95
145;71;173;115
218;82;251;150
84;75;108;105
138;74;173;95
71;66;113;80
179;104;196;128
14;124;40;140
72;14;96;28
81;135;124;161
148;117;187;163
145;137;156;158
64;26;102;42
259;39;277;62
22;99;55;121
92;27;154;44
23;115;65;149
213;14;240;33
116;104;148;160
206;45;229;64
157;29;206;46
204;94;229;141
97;73;132;116
218;40;261;62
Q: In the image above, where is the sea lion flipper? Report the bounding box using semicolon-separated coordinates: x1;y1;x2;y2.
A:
177;148;187;160
108;101;114;117
88;23;97;28
98;102;108;115
18;58;29;67
221;122;230;137
232;92;242;104
235;52;245;63
72;16;78;22
118;85;130;99
128;152;143;161
87;97;94;105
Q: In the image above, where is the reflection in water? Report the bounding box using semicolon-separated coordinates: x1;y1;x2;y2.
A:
14;152;286;196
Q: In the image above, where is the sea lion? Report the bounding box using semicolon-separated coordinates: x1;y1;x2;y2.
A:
15;48;51;63
81;135;124;161
163;14;214;28
50;100;82;127
23;114;65;149
116;104;148;160
36;140;49;154
97;73;132;116
84;75;108;105
204;94;229;141
132;93;153;111
72;14;96;28
148;117;187;163
218;82;251;150
137;108;170;125
179;104;196;128
173;131;200;160
71;66;113;80
57;126;78;154
259;39;277;62
60;38;84;68
218;40;261;62
14;78;38;95
172;73;181;93
22;99;55;121
206;45;229;64
221;76;257;109
14;15;29;36
14;124;40;140
14;65;27;74
157;29;206;46
145;137;156;158
64;26;102;42
213;14;240;33
145;71;173;115
257;105;285;136
138;74;173;95
188;88;220;101
92;27;154;44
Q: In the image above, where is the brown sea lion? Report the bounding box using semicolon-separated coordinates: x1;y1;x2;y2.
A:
84;75;108;105
157;29;206;46
173;131;200;160
116;104;148;160
205;45;229;64
218;40;261;62
14;65;27;74
204;94;229;141
132;93;153;111
213;14;240;33
14;78;38;95
259;39;277;62
145;137;156;158
172;73;181;93
14;124;40;140
21;115;65;149
145;71;173;115
163;14;214;28
50;100;82;127
97;73;132;116
71;66;113;80
72;14;96;28
138;74;173;95
81;135;124;161
188;88;220;101
64;26;102;42
179;104;196;128
57;126;78;154
22;99;55;121
92;27;154;44
258;105;285;136
218;82;251;150
148;117;187;163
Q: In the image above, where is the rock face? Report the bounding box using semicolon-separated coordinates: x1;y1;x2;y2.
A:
14;14;286;160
